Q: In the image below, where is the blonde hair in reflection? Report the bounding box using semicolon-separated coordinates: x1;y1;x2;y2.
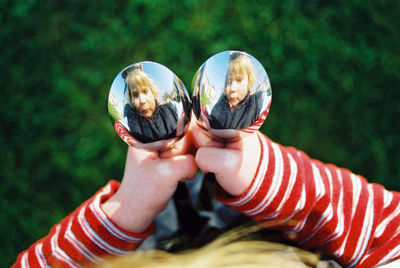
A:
226;53;256;93
97;225;326;268
126;69;159;106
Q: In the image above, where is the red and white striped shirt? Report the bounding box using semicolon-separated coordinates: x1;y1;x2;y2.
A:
216;132;400;267
13;132;400;267
13;181;154;268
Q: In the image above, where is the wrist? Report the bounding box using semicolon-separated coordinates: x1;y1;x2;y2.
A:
101;189;156;234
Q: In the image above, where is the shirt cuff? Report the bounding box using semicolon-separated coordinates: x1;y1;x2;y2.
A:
85;180;155;253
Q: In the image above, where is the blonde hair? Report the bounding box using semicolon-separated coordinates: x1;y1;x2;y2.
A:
226;53;255;92
97;225;328;268
126;69;159;104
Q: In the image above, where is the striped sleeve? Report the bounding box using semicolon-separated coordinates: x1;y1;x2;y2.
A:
216;132;400;267
12;180;154;268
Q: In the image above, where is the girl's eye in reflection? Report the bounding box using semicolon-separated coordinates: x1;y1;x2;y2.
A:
235;76;243;82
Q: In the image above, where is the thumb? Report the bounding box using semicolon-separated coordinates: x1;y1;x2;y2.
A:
159;154;197;182
195;148;250;196
195;147;241;174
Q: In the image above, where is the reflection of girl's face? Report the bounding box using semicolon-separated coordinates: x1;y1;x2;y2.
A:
132;86;156;119
225;73;249;109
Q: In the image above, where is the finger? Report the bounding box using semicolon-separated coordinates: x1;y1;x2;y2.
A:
126;145;159;167
195;147;255;196
191;121;224;149
157;154;197;182
224;131;258;150
159;131;195;158
195;147;242;176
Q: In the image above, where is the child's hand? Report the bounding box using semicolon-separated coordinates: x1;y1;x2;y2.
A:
102;133;197;233
191;122;261;197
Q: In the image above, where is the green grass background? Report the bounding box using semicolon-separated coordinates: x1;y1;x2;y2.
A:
1;1;399;266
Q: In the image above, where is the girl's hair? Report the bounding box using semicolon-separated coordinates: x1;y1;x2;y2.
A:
126;68;159;106
97;225;334;268
226;53;256;92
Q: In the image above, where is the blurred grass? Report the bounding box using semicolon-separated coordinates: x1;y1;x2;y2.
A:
108;101;121;122
0;0;399;266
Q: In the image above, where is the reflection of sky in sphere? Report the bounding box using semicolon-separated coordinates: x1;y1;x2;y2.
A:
203;51;270;110
142;62;174;97
203;51;230;97
109;62;175;119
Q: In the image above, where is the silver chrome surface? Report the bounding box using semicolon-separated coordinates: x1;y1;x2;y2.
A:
192;51;271;140
108;61;191;151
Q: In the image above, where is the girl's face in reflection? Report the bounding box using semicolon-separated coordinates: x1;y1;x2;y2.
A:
132;86;156;119
225;72;249;109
